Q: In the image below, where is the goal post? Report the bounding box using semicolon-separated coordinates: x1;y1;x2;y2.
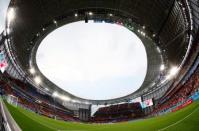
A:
6;95;18;106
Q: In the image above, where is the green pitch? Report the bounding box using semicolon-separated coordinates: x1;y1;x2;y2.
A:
5;100;199;131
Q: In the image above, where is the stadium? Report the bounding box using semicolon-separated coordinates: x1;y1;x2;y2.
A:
0;0;199;131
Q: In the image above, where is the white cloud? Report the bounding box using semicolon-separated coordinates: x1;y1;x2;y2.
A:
0;0;10;33
37;21;147;100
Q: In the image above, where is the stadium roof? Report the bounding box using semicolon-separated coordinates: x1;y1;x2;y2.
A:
5;0;190;104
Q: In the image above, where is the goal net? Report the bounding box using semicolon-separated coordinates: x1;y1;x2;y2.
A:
6;95;18;106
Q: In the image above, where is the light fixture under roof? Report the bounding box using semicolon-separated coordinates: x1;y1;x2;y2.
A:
60;95;71;101
7;8;15;25
29;68;35;74
165;66;179;80
34;76;42;85
52;92;71;101
53;20;57;24
6;28;10;34
160;64;165;71
88;12;93;16
52;91;59;97
169;66;179;76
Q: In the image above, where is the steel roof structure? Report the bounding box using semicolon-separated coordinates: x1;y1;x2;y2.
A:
3;0;194;105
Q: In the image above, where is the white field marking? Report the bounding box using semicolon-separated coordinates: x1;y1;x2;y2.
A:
17;106;89;131
57;130;86;131
18;108;58;131
158;106;199;131
18;108;89;131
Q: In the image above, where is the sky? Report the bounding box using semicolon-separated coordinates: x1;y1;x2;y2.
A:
0;0;10;33
36;21;147;100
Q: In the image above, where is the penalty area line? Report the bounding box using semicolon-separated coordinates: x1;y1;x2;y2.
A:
158;106;199;131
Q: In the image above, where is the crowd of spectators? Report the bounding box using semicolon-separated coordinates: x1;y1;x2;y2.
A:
90;102;143;123
1;62;199;123
0;73;78;121
1;56;199;123
152;65;199;115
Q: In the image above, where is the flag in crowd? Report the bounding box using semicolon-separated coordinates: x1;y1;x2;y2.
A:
0;50;8;73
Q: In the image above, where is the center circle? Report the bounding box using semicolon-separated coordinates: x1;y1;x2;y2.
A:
36;21;147;100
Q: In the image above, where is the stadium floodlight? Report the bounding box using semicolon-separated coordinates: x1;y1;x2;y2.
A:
34;76;41;84
165;66;179;80
74;13;78;17
71;99;78;103
169;66;178;76
7;8;15;24
160;64;165;71
29;68;36;74
157;47;161;53
52;91;59;98
140;31;146;36
60;95;70;101
6;28;10;34
53;20;57;24
151;82;156;86
88;12;93;16
165;74;171;80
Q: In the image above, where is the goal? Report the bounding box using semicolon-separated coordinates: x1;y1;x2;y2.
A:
6;94;18;106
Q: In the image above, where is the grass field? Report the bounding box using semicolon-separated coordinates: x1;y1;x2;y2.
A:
5;100;199;131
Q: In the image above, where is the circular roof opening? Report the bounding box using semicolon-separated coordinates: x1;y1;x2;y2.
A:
36;21;147;100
